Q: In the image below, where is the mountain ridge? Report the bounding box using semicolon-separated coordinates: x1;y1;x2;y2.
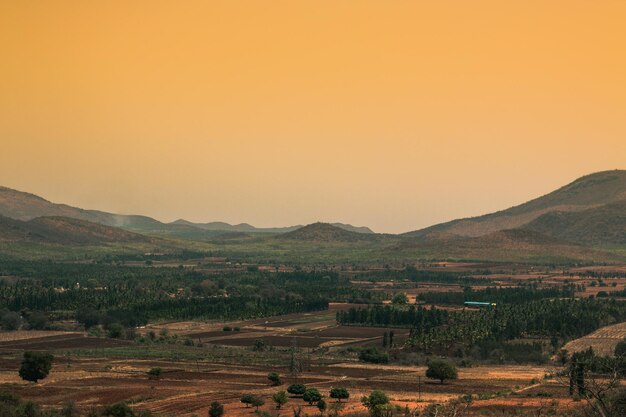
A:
404;170;626;239
0;186;374;236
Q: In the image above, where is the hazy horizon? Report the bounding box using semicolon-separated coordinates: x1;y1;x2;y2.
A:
2;1;625;233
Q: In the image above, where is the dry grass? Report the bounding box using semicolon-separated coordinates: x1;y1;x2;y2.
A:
0;330;77;342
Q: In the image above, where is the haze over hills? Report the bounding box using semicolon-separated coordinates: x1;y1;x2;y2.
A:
0;186;373;237
171;219;373;234
404;170;626;240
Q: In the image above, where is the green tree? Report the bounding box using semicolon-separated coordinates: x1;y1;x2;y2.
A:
361;391;390;417
288;383;307;396
26;311;48;330
329;388;349;402
272;391;288;409
1;311;21;331
250;396;265;410
392;293;408;305
615;339;626;357
253;339;266;351
241;394;255;407
426;360;458;384
268;372;282;386
303;388;322;405
208;401;224;417
317;399;327;415
19;351;53;383
107;323;124;339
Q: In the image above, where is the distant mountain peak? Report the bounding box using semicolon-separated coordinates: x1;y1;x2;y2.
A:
279;222;377;242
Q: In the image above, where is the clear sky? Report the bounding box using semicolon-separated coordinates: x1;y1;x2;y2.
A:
1;1;625;233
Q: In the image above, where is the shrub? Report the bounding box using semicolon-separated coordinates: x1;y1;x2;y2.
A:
267;372;281;386
147;367;162;379
208;401;224;417
358;348;389;364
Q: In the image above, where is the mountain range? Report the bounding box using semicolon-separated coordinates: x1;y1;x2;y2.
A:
0;169;625;263
0;186;372;239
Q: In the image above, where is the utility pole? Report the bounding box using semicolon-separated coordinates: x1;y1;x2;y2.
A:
417;376;421;400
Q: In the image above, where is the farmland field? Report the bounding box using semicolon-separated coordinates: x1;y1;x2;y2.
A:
562;321;626;356
2;260;626;417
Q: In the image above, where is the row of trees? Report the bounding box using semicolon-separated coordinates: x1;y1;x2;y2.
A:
338;298;626;355
416;286;575;305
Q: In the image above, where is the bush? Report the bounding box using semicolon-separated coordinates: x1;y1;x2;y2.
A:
358;348;389;364
106;323;125;339
267;372;281;386
147;367;162;379
208;401;224;417
102;402;134;417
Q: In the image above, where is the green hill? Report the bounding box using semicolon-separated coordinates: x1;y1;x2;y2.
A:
396;229;620;264
278;222;379;242
404;170;626;239
0;215;157;245
523;200;626;245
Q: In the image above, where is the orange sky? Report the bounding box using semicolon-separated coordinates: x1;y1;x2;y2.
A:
1;1;625;233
